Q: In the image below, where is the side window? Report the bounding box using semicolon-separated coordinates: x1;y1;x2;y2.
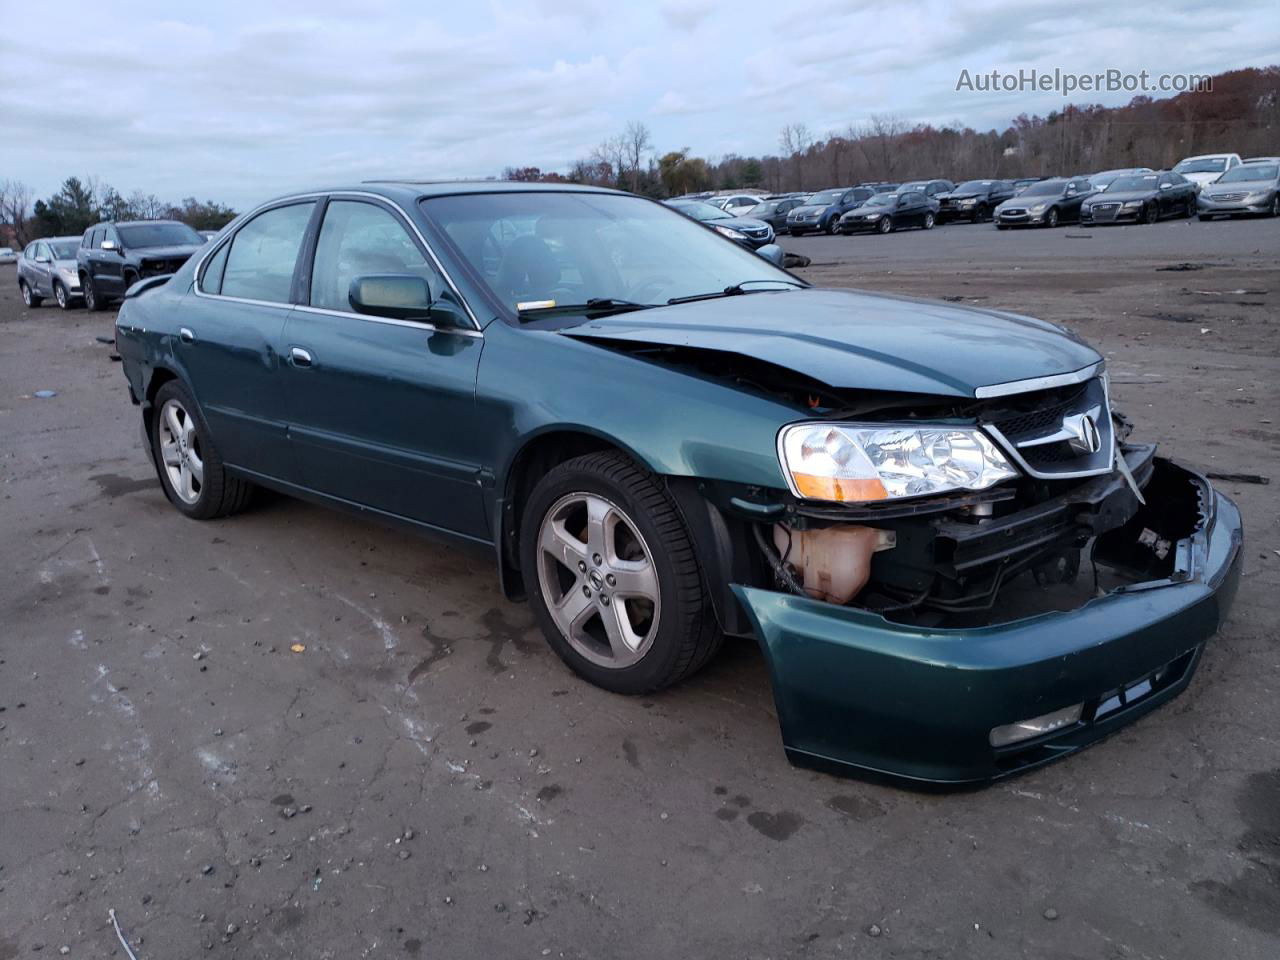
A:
89;228;102;248
81;230;92;249
37;243;52;260
220;202;315;303
199;242;231;295
24;243;38;258
105;227;121;249
309;200;442;315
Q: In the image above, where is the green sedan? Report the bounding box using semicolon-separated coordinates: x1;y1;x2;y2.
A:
114;181;1242;786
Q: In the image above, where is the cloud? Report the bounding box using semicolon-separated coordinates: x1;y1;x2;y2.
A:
0;0;1275;208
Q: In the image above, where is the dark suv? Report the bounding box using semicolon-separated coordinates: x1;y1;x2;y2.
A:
937;180;1016;222
78;220;206;310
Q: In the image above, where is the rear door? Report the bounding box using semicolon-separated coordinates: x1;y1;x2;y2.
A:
97;226;126;295
32;242;54;296
281;196;488;538
176;199;318;481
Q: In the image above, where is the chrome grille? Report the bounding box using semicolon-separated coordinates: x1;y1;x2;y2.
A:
1210;192;1246;202
982;377;1114;479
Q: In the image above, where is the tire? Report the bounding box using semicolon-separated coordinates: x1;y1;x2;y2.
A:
1186;197;1197;218
1271;196;1280;218
83;274;108;311
149;380;254;520
923;212;935;230
19;279;43;308
824;218;838;235
520;451;720;695
1143;202;1158;224
877;216;893;234
54;280;72;310
974;204;989;223
123;270;138;293
1044;207;1059;229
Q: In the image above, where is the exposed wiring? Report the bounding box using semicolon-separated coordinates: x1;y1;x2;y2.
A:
752;524;806;596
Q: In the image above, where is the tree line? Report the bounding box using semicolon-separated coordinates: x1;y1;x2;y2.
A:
0;176;237;248
509;66;1278;195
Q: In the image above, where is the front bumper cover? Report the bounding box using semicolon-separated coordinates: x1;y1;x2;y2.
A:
731;459;1242;787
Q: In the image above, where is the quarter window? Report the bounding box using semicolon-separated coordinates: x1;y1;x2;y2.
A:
220;202;315;303
199;242;231;295
309;200;441;314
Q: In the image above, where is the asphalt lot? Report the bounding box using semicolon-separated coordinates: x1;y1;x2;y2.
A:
1;215;1277;959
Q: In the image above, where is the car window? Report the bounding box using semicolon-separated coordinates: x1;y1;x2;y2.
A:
103;227;120;249
89;228;102;248
24;243;38;258
310;200;442;315
199;242;231;295
37;243;51;260
220;202;315;303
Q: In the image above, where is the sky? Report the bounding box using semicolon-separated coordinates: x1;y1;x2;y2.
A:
2;0;1276;209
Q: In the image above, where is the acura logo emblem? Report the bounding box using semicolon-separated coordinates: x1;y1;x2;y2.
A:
1062;412;1102;454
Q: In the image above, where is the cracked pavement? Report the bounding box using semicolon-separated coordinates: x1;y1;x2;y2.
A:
1;219;1277;959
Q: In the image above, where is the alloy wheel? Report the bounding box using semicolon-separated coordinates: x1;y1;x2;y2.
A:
20;283;31;306
55;283;68;309
877;216;892;234
924;212;935;229
157;398;205;505
84;279;96;310
1046;208;1059;228
536;492;661;670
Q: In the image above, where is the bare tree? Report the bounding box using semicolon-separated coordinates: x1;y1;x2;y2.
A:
623;121;652;193
0;179;35;246
778;123;813;189
858;114;907;180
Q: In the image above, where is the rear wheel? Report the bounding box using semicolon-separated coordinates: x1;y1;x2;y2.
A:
19;280;42;307
521;451;720;694
150;380;254;520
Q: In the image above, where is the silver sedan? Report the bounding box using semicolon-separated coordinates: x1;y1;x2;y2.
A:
1198;160;1280;219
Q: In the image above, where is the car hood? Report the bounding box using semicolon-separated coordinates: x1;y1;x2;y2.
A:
716;216;770;230
562;288;1100;398
1205;180;1275;195
1179;172;1223;186
787;204;829;216
938;192;982;201
53;258;79;270
133;244;204;259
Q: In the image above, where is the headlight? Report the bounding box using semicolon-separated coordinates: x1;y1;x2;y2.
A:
1122;200;1143;208
713;225;746;241
1029;203;1047;213
960;199;976;206
58;266;78;279
777;422;1018;503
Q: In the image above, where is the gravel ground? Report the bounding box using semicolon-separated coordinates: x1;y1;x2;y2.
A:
1;215;1277;959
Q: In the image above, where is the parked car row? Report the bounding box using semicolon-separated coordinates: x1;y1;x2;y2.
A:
13;220;209;311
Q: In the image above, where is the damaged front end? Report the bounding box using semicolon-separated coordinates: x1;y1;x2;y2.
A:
704;374;1243;785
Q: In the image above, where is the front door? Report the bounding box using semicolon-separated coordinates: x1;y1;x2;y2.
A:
281;197;488;540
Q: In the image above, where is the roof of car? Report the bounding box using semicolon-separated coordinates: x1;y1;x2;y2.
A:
90;219;188;228
356;179;626;202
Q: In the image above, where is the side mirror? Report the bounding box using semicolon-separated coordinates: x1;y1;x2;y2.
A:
34;254;51;264
1159;182;1172;190
754;243;785;267
101;239;118;252
349;274;433;322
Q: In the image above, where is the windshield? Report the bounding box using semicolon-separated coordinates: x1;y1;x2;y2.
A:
1109;175;1158;193
1217;163;1277;182
749;201;778;214
423;192;796;319
50;240;79;259
671;201;731;222
117;222;202;248
807;190;844;205
1175;158;1228;174
864;194;895;207
955;181;994;193
1020;180;1065;197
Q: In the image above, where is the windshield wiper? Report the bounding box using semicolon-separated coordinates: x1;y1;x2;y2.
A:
516;298;656;322
667;279;805;305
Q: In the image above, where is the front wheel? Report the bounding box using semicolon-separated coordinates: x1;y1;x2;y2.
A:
54;280;72;310
877;216;893;234
1270;196;1280;218
974;204;989;222
150;380;254;520
83;274;108;311
824;218;838;235
1143;202;1158;224
1044;207;1059;228
521;452;720;694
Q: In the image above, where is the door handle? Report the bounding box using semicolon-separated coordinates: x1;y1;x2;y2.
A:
179;327;195;343
290;347;313;367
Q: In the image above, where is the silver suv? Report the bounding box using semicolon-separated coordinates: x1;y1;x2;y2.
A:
16;236;83;309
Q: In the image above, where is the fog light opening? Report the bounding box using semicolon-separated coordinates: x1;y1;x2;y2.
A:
989;703;1084;748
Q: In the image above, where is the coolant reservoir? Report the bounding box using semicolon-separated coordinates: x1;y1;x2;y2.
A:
773;524;896;604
